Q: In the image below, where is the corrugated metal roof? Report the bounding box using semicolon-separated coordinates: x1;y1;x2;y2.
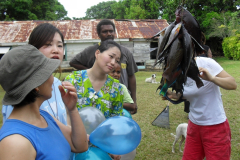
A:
0;19;169;44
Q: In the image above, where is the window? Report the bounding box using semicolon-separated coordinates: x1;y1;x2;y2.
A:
0;47;11;60
63;44;67;61
150;42;158;59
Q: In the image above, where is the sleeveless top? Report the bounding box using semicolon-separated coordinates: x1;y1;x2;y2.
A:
0;110;71;160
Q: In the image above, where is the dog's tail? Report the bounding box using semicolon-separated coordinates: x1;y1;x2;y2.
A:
170;133;176;138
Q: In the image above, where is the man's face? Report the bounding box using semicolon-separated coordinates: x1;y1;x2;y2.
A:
98;25;115;41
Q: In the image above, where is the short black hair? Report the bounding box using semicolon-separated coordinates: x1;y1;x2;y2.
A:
14;89;41;108
29;23;64;49
115;63;122;70
97;19;116;35
98;40;122;63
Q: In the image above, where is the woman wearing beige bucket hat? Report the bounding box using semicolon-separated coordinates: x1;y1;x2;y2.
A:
0;45;88;159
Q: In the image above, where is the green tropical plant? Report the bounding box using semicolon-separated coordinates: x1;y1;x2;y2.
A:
222;34;240;60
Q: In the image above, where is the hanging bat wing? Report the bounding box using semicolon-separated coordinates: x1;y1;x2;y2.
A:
156;6;204;104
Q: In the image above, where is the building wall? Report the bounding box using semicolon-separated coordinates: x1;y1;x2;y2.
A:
63;41;151;68
133;41;151;63
0;41;152;68
62;42;96;68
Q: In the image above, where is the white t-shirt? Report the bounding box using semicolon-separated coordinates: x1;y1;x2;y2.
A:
183;57;226;125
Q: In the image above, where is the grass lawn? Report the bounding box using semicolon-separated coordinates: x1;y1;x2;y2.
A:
0;57;240;159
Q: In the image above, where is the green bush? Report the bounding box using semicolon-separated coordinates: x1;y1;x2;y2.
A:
222;34;240;60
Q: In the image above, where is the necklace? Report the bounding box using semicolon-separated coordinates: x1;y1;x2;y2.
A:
47;83;58;120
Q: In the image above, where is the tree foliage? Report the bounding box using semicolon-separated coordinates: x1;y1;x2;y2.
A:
83;0;160;20
215;11;240;59
158;0;240;30
85;1;117;19
125;0;147;19
157;0;240;57
202;11;240;39
125;0;160;19
115;0;160;19
0;0;67;21
111;0;131;19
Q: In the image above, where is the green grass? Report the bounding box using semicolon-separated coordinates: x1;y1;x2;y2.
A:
0;57;240;159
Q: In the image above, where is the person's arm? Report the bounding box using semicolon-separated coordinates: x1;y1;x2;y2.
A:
207;48;212;58
65;109;71;127
120;46;138;114
56;81;88;153
199;67;237;90
109;154;121;160
121;84;135;111
0;134;36;160
123;103;135;111
128;74;138;114
69;45;97;70
163;68;237;100
69;61;89;70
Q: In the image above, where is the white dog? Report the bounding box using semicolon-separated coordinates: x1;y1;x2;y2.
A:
145;74;159;83
171;123;188;153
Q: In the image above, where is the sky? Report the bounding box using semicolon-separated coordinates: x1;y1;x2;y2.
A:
58;0;117;19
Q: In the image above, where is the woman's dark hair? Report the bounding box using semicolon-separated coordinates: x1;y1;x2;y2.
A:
14;89;41;107
201;32;206;45
98;40;122;63
97;19;116;35
28;23;64;49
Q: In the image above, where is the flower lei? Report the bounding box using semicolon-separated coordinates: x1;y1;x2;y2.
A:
89;91;98;102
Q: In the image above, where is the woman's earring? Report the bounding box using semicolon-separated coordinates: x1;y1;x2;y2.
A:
35;88;40;93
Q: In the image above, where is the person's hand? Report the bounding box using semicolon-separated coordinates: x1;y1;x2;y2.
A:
87;134;90;141
130;103;138;114
58;81;78;112
198;67;214;81
109;154;121;160
161;90;183;100
161;90;173;100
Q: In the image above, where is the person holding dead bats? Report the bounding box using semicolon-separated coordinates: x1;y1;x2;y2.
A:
159;6;237;160
163;56;236;160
